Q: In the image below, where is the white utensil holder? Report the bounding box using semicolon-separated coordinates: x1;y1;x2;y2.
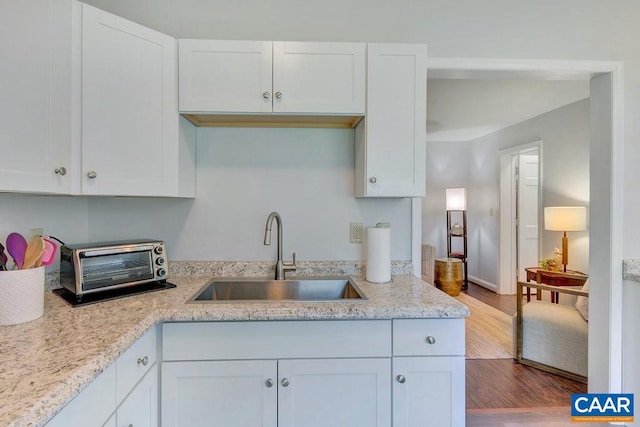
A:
0;266;44;326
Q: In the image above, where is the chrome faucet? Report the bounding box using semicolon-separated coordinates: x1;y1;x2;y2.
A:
264;211;297;280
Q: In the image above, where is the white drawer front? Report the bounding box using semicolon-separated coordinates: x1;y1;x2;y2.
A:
163;320;391;360
393;319;464;356
116;326;157;404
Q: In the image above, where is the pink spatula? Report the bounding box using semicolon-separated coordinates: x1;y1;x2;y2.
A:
41;238;58;266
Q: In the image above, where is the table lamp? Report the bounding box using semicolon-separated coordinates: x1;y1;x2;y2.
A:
544;206;587;272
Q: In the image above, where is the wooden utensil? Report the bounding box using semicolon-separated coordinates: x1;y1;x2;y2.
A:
22;236;45;269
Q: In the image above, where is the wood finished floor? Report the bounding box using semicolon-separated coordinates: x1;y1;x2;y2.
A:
464;282;588;425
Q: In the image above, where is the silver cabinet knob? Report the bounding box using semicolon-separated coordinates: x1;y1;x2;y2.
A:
369;177;377;184
263;92;271;99
426;336;436;345
275;92;283;99
265;378;274;388
87;170;97;179
128;424;133;427
396;375;406;384
54;167;67;176
281;378;290;387
137;356;149;366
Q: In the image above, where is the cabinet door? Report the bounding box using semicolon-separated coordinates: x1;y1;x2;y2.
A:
45;363;116;427
355;43;427;197
392;356;465;427
272;42;365;114
278;358;391;427
179;40;273;113
81;4;179;196
162;360;277;427
0;0;72;194
117;364;158;427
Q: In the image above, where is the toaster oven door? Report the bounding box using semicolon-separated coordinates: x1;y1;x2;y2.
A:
81;249;154;291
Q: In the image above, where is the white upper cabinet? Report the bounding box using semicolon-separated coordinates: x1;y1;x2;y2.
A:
178;40;365;120
179;40;273;113
0;0;73;194
272;42;365;114
355;43;427;198
80;4;194;197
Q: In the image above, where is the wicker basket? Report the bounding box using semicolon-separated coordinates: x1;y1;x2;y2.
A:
0;267;45;325
434;258;463;296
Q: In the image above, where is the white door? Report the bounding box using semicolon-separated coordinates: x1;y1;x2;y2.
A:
272;42;365;114
117;364;158;427
161;360;277;427
0;0;72;194
178;40;273;113
392;356;465;427
81;4;178;196
278;358;391;427
517;153;539;280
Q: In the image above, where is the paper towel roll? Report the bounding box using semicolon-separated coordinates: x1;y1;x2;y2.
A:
366;226;391;283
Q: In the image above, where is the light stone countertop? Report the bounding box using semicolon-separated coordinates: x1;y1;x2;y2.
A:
623;259;640;282
0;273;469;427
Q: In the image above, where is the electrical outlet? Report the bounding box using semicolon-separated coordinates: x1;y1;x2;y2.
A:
350;223;363;243
29;227;44;240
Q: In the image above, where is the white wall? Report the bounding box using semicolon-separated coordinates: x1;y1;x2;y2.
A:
87;128;412;261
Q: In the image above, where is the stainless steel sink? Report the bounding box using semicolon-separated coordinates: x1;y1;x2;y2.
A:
187;277;367;302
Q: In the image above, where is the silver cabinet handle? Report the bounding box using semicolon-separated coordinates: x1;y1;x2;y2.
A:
426;336;436;345
265;378;274;388
396;375;406;384
54;167;67;176
281;378;290;387
263;92;271;99
369;177;377;184
128;424;133;427
87;170;97;179
137;356;149;366
275;92;283;99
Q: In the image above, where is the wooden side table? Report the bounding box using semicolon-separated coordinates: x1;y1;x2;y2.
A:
524;267;588;303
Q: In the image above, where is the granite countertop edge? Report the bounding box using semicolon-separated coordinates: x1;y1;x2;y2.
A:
2;273;468;427
623;259;640;282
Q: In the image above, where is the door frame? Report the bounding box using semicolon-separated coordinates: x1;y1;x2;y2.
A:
414;57;623;394
498;140;542;295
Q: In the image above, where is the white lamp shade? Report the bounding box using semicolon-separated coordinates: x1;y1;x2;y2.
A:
446;188;467;211
544;206;587;231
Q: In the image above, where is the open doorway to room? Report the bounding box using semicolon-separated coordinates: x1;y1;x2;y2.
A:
420;59;622;423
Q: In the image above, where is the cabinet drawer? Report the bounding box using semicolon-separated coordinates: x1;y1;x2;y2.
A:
163;320;391;360
116;326;157;404
393;319;464;356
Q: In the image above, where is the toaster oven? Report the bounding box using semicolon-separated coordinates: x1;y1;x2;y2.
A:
59;239;168;300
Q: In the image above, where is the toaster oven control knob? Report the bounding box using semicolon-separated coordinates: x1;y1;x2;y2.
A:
154;246;164;255
156;257;165;266
157;268;166;277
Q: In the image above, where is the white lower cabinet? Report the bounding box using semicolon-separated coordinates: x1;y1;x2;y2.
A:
392;356;465;427
118;364;159;427
162;360;277;427
161;358;390;427
45;327;158;427
278;358;390;427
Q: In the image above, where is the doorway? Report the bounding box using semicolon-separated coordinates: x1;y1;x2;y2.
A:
417;58;623;393
499;141;541;295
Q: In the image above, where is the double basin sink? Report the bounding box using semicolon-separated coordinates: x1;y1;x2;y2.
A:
188;277;367;303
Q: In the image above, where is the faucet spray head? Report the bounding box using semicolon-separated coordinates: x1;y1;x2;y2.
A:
264;228;272;245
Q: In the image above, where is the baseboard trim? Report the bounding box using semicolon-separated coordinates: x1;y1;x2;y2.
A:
468;275;498;292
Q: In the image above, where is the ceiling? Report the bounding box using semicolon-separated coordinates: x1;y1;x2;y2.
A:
426;74;590;143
